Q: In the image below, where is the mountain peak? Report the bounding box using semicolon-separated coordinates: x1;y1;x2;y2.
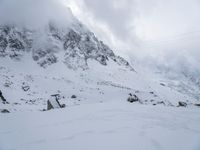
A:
0;19;134;71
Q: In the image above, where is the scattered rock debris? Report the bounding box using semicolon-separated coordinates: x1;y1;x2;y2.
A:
127;93;139;103
22;82;30;91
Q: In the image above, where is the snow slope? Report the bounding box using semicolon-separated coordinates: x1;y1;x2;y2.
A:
1;52;199;112
0;0;199;112
0;101;200;150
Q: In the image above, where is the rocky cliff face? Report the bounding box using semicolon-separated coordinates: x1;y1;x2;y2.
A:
0;21;134;71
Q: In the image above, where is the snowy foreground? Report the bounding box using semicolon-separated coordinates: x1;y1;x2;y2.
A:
1;101;200;150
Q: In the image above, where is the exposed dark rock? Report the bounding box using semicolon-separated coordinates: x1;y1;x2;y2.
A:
160;83;166;86
4;80;13;87
1;109;10;113
38;54;57;68
0;22;134;71
178;101;187;107
13;102;21;105
47;100;54;110
0;25;30;59
22;82;30;91
0;90;7;102
9;38;25;50
194;103;200;107
96;55;107;65
64;30;81;50
113;56;135;71
33;49;47;59
2;101;9;104
71;95;77;99
22;85;30;92
0;37;8;53
47;94;65;110
127;93;139;103
60;104;66;108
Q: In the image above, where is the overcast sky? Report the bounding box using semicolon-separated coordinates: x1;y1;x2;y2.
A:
65;0;200;71
66;0;200;39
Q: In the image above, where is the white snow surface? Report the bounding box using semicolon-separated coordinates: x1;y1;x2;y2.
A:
0;44;200;150
0;101;200;150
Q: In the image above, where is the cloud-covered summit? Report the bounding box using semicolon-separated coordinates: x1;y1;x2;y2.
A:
0;0;74;29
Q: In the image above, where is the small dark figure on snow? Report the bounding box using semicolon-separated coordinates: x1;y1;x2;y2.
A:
127;93;139;103
0;90;7;102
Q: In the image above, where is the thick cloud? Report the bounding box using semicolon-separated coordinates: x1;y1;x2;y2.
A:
0;0;74;29
65;0;200;75
83;0;137;41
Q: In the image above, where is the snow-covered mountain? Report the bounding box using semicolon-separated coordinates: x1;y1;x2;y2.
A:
0;22;133;70
131;57;200;101
0;4;200;112
0;7;139;111
155;65;200;100
1;2;200;150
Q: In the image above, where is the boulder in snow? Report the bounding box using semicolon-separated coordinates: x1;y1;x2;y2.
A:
127;93;139;103
194;103;200;107
71;95;77;99
160;83;166;86
47;94;65;110
0;90;7;102
178;101;187;107
1;109;10;113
